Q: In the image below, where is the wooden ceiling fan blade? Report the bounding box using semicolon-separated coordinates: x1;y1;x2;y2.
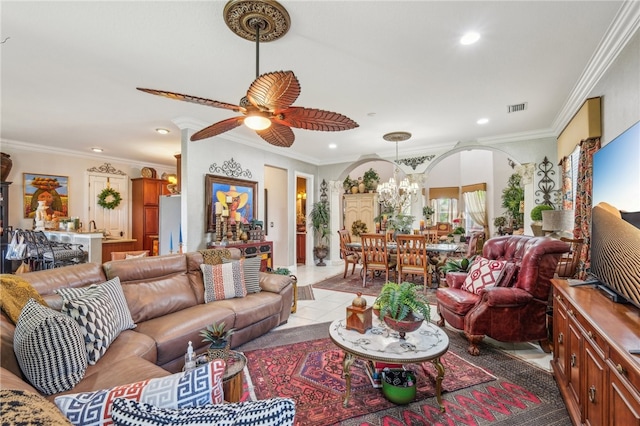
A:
246;71;300;112
274;107;359;131
136;88;243;112
191;117;244;141
256;123;295;147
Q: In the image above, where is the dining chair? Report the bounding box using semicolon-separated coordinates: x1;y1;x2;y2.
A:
423;228;439;244
555;237;584;278
396;234;430;292
360;233;397;287
337;229;360;278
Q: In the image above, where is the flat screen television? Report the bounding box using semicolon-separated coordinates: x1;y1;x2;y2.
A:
589;120;640;309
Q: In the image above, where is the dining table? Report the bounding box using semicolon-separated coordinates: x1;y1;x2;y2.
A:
346;240;466;287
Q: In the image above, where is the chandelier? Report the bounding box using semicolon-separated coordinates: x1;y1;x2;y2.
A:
377;132;419;214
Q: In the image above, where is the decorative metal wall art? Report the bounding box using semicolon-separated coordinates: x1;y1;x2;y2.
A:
397;155;435;170
87;163;126;175
320;179;329;203
209;158;253;179
535;156;560;208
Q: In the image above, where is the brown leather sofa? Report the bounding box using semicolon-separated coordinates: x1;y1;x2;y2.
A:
436;235;569;355
0;249;294;402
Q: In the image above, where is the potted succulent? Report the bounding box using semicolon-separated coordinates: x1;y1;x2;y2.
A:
309;200;330;266
363;168;380;192
200;321;235;360
374;282;431;339
530;204;554;236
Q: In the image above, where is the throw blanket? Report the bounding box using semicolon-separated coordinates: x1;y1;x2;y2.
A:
0;274;47;323
199;249;232;265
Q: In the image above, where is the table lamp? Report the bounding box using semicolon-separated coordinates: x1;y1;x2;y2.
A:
542;210;574;239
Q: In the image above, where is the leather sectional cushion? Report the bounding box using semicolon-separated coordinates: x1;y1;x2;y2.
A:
214;292;284;330
134;304;235;367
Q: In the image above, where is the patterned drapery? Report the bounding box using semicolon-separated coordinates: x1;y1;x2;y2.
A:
560;156;573;210
574;137;601;278
463;190;488;237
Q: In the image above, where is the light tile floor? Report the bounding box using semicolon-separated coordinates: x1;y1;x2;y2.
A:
279;263;553;372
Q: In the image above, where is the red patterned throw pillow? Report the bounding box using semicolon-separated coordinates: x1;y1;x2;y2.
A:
462;257;507;294
200;260;247;303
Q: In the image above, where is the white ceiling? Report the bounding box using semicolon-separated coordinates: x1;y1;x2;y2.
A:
0;1;629;167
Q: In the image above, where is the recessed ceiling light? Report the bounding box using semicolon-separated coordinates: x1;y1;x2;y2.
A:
460;32;480;45
155;128;170;135
91;147;103;153
477;118;489;125
329;144;337;149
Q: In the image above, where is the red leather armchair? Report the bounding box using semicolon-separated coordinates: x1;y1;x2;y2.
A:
436;235;569;355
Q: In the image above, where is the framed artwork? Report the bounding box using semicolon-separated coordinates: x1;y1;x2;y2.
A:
205;174;257;233
23;173;69;219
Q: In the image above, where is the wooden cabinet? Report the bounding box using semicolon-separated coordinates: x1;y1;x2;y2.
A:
551;279;640;426
343;193;378;242
131;178;168;254
296;233;306;264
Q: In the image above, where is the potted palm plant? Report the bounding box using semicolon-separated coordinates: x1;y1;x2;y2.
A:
309;200;330;266
374;282;431;339
200;321;235;360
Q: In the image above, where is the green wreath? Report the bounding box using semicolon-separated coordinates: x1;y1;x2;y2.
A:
97;187;122;210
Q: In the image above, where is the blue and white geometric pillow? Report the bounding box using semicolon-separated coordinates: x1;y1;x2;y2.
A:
54;359;226;426
110;396;296;426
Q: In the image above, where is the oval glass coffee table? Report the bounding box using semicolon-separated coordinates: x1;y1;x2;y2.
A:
329;317;449;411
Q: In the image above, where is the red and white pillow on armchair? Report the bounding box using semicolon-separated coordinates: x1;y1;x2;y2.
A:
461;257;508;294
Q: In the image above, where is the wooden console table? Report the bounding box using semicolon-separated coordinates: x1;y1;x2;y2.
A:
551;279;640;425
207;240;273;272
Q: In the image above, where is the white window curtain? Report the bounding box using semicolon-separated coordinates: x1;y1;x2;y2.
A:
463;190;487;232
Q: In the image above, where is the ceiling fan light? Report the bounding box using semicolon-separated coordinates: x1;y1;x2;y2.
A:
244;114;272;131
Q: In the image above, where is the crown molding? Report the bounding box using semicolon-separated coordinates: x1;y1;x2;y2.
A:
553;1;640;135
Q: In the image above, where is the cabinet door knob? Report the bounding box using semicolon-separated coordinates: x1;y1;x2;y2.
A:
571;353;577;368
587;331;594;339
616;364;627;375
588;385;596;403
568;309;574;317
558;332;564;344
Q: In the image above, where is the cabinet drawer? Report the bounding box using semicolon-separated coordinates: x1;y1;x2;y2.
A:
609;352;640;396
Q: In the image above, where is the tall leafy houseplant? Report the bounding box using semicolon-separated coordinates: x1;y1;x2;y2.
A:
501;173;524;229
309;200;330;266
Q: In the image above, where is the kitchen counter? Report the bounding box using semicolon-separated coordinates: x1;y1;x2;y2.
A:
43;231;137;264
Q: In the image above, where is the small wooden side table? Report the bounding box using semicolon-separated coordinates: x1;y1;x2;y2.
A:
222;351;247;403
186;350;247;403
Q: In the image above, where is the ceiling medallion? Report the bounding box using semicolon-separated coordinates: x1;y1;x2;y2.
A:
383;131;412;142
224;0;291;42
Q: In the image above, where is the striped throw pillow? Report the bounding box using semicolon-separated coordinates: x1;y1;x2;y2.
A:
223;256;262;293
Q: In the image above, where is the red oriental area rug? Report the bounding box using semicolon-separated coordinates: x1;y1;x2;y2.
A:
242;337;495;425
237;323;571;426
312;272;439;301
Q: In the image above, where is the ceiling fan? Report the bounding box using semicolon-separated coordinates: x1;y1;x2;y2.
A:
136;0;358;148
